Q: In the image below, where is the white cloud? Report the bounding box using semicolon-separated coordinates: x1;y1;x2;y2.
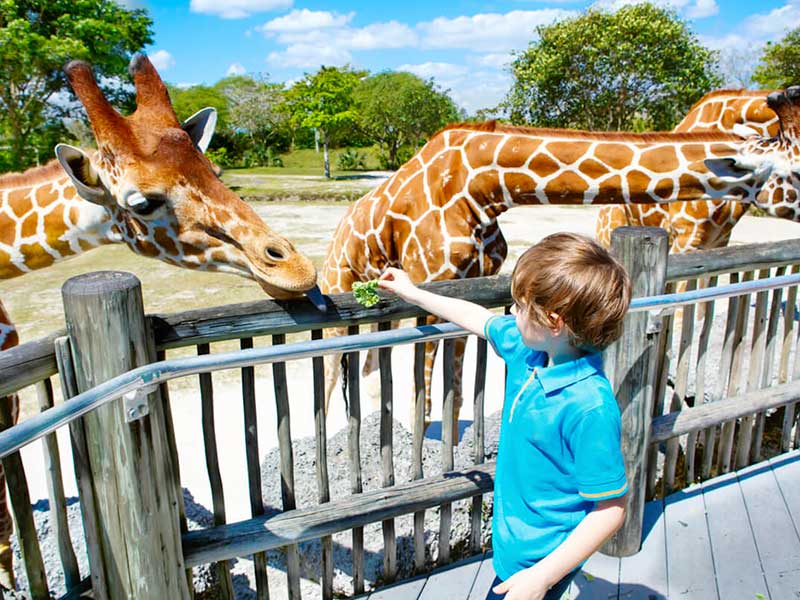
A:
149;50;175;72
267;44;352;69
473;53;515;69
397;62;469;80
263;18;417;50
260;9;354;33
686;0;718;19
744;3;800;38
417;10;573;53
190;0;292;19
347;21;418;49
226;63;247;76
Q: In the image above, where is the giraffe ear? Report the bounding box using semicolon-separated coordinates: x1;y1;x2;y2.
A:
703;157;756;182
181;107;217;153
55;144;111;205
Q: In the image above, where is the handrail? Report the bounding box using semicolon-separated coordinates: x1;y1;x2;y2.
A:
2;272;800;459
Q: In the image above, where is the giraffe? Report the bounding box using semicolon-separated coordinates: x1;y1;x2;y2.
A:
595;89;779;253
0;54;320;589
321;86;800;436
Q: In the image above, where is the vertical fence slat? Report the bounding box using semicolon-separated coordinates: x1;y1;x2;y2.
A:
378;321;397;582
55;338;109;599
646;281;674;499
695;278;718;481
35;378;80;589
240;337;270;600
438;339;456;566
345;325;365;594
735;269;770;468
271;334;301;599
311;329;333;599
664;279;696;493
713;273;743;475
718;271;754;474
156;348;194;595
470;337;488;555
412;317;426;572
0;400;48;598
197;343;234;599
781;265;800;450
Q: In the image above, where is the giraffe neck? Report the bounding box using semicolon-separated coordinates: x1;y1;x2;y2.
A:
432;127;755;219
0;161;117;279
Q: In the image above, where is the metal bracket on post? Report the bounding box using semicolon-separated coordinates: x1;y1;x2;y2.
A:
123;385;156;422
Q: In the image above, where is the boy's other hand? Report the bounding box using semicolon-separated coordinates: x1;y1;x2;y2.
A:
378;267;418;301
492;567;550;600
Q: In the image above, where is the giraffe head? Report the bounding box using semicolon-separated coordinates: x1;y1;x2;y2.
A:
54;54;319;300
702;86;800;221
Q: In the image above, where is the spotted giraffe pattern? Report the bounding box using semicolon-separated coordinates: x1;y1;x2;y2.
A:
0;54;319;590
596;90;779;253
323;88;800;428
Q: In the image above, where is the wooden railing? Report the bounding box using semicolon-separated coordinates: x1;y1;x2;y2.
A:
3;229;800;598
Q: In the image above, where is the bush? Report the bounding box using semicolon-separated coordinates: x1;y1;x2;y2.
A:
377;146;415;170
337;148;367;171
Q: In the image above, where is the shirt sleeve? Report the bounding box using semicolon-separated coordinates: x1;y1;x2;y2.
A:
570;405;628;501
483;315;520;362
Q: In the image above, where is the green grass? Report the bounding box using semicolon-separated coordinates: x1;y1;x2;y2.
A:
232;146;384;177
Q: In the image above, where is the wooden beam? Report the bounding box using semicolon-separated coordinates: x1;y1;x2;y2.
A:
182;463;497;568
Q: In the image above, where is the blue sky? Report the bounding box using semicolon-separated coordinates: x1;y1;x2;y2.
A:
124;0;800;113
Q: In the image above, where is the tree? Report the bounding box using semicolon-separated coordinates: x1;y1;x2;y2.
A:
504;3;721;131
216;74;290;166
353;71;461;170
167;83;230;129
0;0;153;171
284;65;366;178
752;26;800;88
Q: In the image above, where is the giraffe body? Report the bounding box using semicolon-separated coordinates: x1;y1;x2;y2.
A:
596;90;779;252
323;90;800;427
0;54;320;590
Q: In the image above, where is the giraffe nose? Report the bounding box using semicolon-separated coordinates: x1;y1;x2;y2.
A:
787;86;800;102
265;246;286;261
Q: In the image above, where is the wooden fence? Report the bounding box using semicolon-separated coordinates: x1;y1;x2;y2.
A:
2;228;800;598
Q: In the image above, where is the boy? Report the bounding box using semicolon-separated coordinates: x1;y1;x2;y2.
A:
378;232;631;600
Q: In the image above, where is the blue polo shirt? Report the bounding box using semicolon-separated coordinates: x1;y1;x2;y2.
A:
484;315;627;581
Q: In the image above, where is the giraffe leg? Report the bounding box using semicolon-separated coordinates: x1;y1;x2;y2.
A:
323;327;348;417
0;301;19;589
451;336;467;443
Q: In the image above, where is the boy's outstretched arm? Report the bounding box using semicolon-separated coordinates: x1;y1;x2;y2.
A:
378;268;494;337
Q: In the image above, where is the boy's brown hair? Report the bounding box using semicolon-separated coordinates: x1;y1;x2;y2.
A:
511;232;632;350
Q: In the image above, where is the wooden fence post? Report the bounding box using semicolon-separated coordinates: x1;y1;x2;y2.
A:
61;271;190;599
603;227;669;557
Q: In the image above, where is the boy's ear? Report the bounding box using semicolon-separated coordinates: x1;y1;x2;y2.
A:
548;311;565;332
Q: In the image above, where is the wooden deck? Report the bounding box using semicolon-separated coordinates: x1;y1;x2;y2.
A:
358;451;800;600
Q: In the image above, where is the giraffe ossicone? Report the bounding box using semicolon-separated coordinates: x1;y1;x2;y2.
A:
0;52;321;590
322;86;800;434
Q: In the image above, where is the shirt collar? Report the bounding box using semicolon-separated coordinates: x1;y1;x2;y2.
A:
535;351;604;395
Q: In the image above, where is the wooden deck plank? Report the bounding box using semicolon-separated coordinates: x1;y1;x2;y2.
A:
701;471;768;600
618;498;668;600
467;553;496;600
664;485;718;599
769;450;800;529
737;460;800;600
356;574;427;599
571;549;619;599
418;553;483;600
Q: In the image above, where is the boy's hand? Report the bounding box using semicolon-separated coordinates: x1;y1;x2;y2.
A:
378;267;418;301
492;567;551;600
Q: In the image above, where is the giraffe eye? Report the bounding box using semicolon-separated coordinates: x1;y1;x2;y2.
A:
129;193;168;217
